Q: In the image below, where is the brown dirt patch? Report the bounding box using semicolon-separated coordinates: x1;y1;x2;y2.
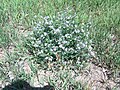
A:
32;62;120;90
75;63;118;90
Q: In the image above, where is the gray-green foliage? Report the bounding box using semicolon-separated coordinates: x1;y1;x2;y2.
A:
26;9;92;63
0;6;8;26
48;69;83;90
0;28;9;47
90;26;120;68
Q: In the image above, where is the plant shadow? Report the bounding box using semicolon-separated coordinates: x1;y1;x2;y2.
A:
2;80;54;90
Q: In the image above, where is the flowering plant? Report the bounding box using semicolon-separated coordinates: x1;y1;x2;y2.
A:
27;10;91;63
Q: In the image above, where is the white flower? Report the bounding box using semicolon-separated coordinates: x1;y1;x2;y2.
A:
65;48;68;51
55;28;61;33
49;58;52;61
82;43;86;47
49;40;52;42
69;48;74;51
38;40;41;44
65;34;70;38
75;29;80;33
40;50;44;53
88;46;92;51
62;47;65;50
50;48;53;52
37;51;41;55
30;37;35;40
82;22;84;25
77;57;80;61
44;32;47;36
77;44;80;47
80;64;84;68
52;46;57;51
81;28;84;33
89;50;96;58
44;16;49;19
8;71;14;80
44;43;47;46
67;16;72;19
90;40;92;43
66;21;69;24
45;20;49;24
45;57;49;60
49;56;53;61
33;44;39;47
58;41;61;45
45;56;53;61
47;44;51;47
49;26;54;29
86;32;90;37
75;25;77;28
41;34;44;38
62;41;68;44
59;44;63;48
77;43;81;50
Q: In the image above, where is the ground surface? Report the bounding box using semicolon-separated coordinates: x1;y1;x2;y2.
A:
0;47;120;90
0;1;120;89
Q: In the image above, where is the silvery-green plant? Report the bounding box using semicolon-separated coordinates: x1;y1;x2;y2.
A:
27;10;92;63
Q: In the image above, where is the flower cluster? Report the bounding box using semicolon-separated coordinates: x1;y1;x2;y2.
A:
27;10;92;63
